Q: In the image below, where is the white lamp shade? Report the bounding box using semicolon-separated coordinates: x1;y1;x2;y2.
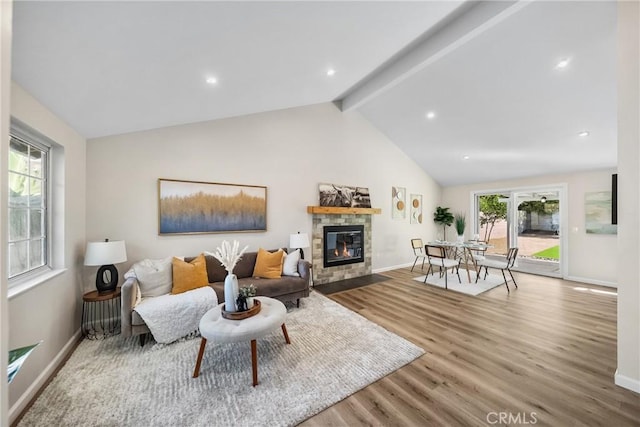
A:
84;240;127;266
289;233;310;249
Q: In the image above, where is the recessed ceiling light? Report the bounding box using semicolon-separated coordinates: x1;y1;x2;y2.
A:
462;155;470;160
426;111;436;120
555;58;570;69
326;69;336;76
578;130;590;137
206;77;218;85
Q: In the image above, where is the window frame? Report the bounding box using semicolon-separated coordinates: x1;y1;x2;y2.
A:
8;119;53;283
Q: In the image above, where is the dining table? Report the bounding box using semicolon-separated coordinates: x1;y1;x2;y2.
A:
427;240;492;283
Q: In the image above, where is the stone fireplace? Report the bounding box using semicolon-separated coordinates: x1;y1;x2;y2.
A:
310;209;374;285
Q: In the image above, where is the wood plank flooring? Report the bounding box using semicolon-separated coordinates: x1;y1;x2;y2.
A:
300;268;640;427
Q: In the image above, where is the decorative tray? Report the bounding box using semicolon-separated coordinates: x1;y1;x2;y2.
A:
221;299;261;320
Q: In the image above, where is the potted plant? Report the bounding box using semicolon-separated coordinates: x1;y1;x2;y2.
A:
239;284;257;309
454;213;466;243
433;206;454;241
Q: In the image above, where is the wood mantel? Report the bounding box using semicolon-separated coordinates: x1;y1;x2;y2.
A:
307;206;382;215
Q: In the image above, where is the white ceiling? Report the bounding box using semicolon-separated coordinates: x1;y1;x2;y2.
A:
11;1;617;187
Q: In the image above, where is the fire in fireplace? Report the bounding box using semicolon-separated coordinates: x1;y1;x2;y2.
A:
323;225;364;268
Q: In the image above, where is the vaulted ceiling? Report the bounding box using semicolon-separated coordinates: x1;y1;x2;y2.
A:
11;1;617;187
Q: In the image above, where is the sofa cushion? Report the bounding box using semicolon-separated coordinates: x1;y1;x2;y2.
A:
171;254;209;294
133;257;173;297
185;255;228;283
237;276;306;298
203;255;228;283
282;249;301;277
253;248;285;279
232;251;257;279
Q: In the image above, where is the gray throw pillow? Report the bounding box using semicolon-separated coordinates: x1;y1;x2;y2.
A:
133;257;173;298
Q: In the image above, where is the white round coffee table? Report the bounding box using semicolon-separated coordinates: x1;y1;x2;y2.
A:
192;296;291;386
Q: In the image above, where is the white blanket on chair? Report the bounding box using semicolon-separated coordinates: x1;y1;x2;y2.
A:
134;287;217;344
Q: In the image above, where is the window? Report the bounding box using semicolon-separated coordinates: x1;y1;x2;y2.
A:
8;121;50;279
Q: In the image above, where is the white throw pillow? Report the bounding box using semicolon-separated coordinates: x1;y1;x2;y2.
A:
282;249;301;277
133;257;173;298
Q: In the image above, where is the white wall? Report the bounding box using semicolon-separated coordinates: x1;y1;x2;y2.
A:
8;83;87;418
616;0;639;394
86;102;441;281
442;169;617;285
1;1;13;424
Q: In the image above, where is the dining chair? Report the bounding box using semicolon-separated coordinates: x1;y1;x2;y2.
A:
469;240;488;263
410;238;427;272
475;247;519;292
424;245;461;289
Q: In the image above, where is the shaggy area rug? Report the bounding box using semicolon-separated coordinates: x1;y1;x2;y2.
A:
17;291;424;427
413;271;506;295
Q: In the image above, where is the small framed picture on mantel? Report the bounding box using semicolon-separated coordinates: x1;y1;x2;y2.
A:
318;183;371;208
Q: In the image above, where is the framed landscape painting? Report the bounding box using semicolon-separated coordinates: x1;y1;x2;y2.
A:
585;191;617;235
158;179;267;234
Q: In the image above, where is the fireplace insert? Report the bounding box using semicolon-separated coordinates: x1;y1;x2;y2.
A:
323;225;364;268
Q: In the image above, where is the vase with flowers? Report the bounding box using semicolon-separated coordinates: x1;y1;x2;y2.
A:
208;240;248;312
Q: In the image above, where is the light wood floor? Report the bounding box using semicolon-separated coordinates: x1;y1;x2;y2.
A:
301;268;640;426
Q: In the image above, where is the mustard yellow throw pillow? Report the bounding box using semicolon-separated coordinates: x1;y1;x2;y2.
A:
171;254;209;294
252;248;285;279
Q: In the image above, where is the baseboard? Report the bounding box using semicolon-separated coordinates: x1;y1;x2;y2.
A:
564;275;617;289
615;370;640;393
373;262;414;273
9;329;82;424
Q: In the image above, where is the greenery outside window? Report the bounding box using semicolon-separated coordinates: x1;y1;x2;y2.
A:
8;125;50;280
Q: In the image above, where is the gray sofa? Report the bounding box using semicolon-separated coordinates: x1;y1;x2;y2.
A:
121;250;311;345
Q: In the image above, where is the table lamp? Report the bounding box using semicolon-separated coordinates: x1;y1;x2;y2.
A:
84;239;127;294
289;232;310;259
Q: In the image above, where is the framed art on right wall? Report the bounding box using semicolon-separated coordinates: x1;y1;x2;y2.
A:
410;194;423;224
392;186;406;219
585;191;617;234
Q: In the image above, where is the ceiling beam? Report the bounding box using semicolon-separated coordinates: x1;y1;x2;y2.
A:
339;0;534;112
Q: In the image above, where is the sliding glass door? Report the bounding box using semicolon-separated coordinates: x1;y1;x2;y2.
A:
473;186;565;277
475;193;510;257
511;190;561;276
